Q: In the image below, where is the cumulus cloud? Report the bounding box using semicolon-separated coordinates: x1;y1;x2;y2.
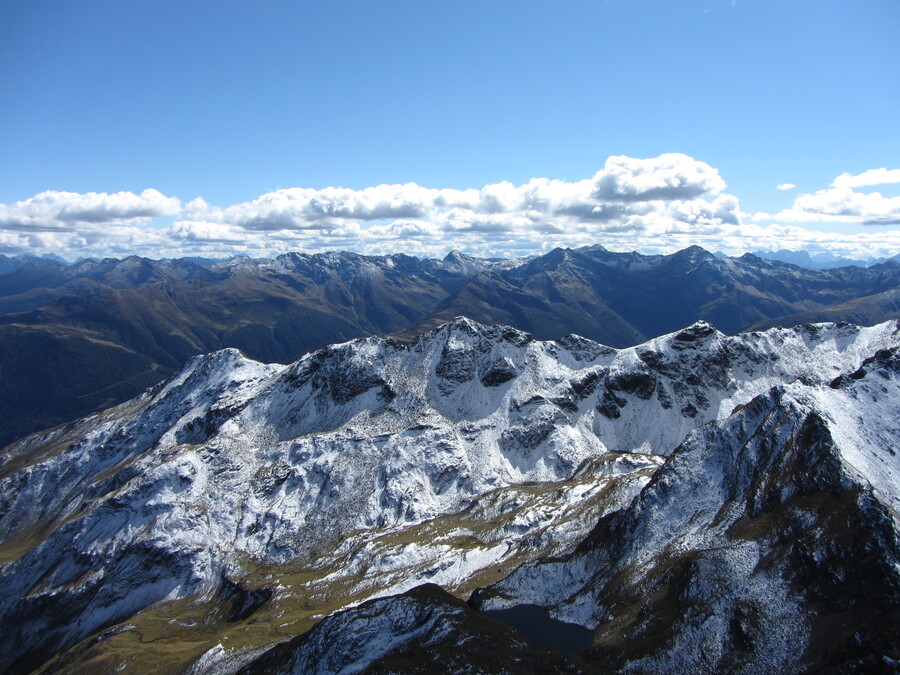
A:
762;187;900;226
183;179;597;233
832;168;900;188
776;183;796;191
667;194;741;226
366;219;444;238
175;153;732;247
169;220;250;243
2;156;899;261
221;185;438;231
592;154;726;202
0;189;180;232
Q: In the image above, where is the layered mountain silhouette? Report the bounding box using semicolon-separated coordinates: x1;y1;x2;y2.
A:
1;245;898;447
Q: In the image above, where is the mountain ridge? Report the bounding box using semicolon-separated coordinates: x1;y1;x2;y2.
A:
1;245;898;449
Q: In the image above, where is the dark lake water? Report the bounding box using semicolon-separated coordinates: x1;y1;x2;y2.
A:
483;604;593;653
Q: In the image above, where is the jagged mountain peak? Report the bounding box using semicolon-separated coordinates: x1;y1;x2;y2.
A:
525;245;575;271
441;249;486;276
426;314;532;342
160;345;275;393
240;322;900;673
5;243;899;456
674;243;716;259
442;248;470;264
575;243;610;254
437;313;485;333
670;318;721;342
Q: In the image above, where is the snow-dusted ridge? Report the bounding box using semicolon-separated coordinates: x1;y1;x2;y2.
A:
1;317;899;671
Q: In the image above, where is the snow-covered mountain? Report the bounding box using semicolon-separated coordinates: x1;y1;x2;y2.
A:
1;317;899;672
244;326;900;674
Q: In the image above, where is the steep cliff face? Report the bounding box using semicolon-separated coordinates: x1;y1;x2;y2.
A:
1;318;898;672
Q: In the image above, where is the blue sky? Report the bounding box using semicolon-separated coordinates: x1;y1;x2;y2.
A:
1;0;898;261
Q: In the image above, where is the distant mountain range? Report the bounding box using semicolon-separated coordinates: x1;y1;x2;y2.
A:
0;245;899;448
750;248;900;269
2;318;897;671
399;245;900;343
0;252;67;275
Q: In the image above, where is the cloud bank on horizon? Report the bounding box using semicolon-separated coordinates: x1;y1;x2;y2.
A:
1;153;899;262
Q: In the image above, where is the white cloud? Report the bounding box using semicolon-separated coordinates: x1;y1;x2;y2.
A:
366;219;444;238
831;168;900;189
776;183;796;191
1;156;899;261
0;189;180;232
170;220;249;243
666;194;741;227
182;178;600;233
764;187;900;225
175;155;732;246
592;153;726;202
179;154;728;236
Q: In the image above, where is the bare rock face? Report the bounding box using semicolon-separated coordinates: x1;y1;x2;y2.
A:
1;318;899;672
